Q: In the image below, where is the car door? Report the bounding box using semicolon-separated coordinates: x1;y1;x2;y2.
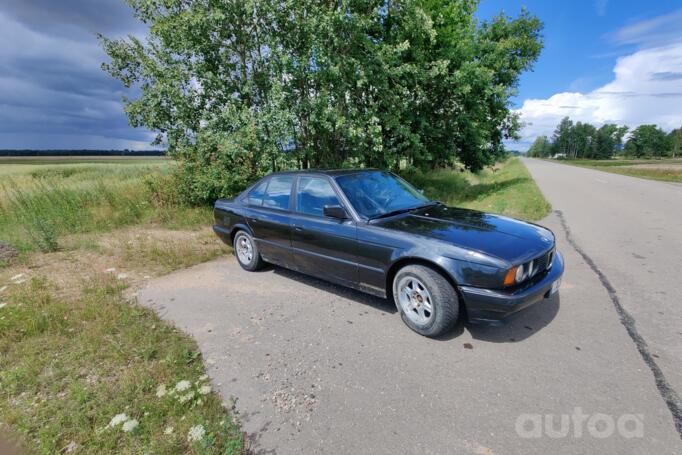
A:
290;175;358;285
245;175;294;267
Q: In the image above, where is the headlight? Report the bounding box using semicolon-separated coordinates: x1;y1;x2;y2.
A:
515;264;526;283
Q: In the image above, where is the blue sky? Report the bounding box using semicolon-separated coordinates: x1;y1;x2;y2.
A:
1;0;681;150
479;0;681;102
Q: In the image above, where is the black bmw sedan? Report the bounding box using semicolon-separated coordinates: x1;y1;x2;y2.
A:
213;169;564;337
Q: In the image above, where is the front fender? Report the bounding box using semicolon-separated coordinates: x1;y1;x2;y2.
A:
387;248;506;289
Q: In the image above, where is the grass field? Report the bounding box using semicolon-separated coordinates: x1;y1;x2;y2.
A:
0;158;243;454
558;158;682;183
0;156;549;453
404;157;551;221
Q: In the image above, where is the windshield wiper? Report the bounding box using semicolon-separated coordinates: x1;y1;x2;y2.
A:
370;202;439;220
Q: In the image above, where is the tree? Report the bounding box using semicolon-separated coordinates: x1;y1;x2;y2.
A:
527;136;552;157
571;122;597;159
669;127;682;158
625;125;670;158
552;117;574;158
592;124;628;159
100;1;543;203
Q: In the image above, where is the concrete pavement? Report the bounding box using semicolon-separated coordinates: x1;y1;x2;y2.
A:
138;189;682;453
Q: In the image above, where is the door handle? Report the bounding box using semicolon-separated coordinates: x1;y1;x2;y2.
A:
249;218;258;223
294;226;303;232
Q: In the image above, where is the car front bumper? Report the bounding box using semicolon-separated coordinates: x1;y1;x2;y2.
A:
459;251;565;325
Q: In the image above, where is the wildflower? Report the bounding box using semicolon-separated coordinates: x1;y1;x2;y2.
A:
108;413;128;427
0;303;6;309
156;384;167;397
164;426;174;435
175;380;191;392
187;424;206;442
122;419;139;433
199;385;211;395
178;391;195;404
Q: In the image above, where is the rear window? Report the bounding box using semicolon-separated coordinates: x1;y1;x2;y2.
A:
262;175;293;210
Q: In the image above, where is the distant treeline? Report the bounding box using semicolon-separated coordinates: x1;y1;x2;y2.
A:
527;117;682;159
0;150;165;157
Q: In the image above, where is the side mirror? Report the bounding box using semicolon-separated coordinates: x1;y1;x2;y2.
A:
323;204;348;219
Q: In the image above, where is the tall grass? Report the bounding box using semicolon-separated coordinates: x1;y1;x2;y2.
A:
402;158;551;221
0;164;210;253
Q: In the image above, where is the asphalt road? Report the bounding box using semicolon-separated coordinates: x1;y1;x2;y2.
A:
138;162;682;454
523;158;682;431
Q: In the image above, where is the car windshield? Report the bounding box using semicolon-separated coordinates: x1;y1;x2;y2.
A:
335;171;430;219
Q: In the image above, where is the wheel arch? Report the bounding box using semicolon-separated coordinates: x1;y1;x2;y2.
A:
230;223;253;245
386;257;463;303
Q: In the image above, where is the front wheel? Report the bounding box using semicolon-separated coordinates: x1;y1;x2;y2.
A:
392;265;459;337
233;230;264;271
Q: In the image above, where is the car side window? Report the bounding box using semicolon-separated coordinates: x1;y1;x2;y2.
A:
247;179;268;207
296;176;341;217
262;175;293;210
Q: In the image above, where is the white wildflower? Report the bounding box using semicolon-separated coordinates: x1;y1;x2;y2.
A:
187;424;206;442
0;303;6;309
199;374;208;381
164;426;174;435
178;391;195;404
108;413;128;427
175;380;191;392
122;419;139;433
156;384;167;397
198;385;211;395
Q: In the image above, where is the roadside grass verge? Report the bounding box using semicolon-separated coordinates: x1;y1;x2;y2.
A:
0;227;239;454
557;158;682;183
0;163;209;254
403;157;551;221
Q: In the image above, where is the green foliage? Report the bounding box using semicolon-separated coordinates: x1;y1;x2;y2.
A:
624;124;672;158
403;158;551;220
529;116;628;159
527;135;552;158
100;0;543;203
670;127;682;158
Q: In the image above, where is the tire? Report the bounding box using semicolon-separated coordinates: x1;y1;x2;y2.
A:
392;264;459;337
233;230;264;271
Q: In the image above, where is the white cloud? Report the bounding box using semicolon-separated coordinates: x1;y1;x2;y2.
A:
609;9;682;47
514;42;682;150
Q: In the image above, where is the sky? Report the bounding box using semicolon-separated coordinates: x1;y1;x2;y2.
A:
0;1;681;151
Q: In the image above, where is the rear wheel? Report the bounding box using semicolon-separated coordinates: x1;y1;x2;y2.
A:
392;264;459;337
233;230;264;271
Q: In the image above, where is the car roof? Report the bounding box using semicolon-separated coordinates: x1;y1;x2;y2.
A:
267;168;382;178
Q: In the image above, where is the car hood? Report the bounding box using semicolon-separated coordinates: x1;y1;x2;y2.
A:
374;204;554;264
